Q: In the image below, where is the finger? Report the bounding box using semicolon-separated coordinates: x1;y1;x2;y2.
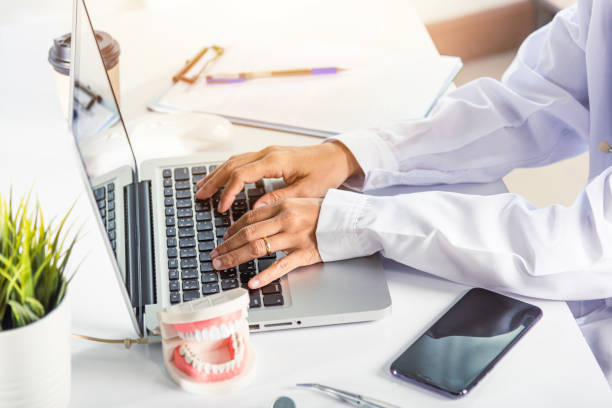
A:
252;182;305;209
224;203;281;239
212;216;282;257
218;156;285;212
211;233;296;271
195;152;260;199
249;249;316;289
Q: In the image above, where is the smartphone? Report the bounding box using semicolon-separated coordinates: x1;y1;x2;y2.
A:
390;288;542;397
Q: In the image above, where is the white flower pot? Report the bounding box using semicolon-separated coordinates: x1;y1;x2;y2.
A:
0;297;71;408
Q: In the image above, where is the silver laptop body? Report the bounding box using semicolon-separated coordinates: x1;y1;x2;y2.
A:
69;0;391;337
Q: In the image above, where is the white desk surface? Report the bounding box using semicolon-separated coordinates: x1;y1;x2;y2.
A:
1;1;611;407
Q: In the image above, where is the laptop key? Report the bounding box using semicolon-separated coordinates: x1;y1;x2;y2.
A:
108;191;115;201
164;188;173;197
178;227;194;238
181;269;198;280
239;261;256;272
215;218;230;227
108;201;115;211
167;237;177;248
176;208;191;218
200;262;214;272
169;281;179;292
240;271;257;283
94;187;105;200
198;231;214;241
220;268;237;279
198;241;215;251
202;283;220;296
197;221;213;231
196;212;212;221
163;169;172;178
163;178;172;188
201;272;218;283
166;217;175;227
183;290;200;302
175;189;191;199
174;167;189;181
166;227;176;237
178;218;194;228
175;180;190;190
167;248;178;258
179;237;195;248
192;166;207;175
182;279;199;291
170;292;180;304
180;248;197;258
216;227;228;237
261;282;281;295
168;258;178;269
164;197;174;207
108;182;115;192
199;252;211;262
263;293;284;307
165;207;174;216
258;258;276;270
168;269;179;280
97;199;105;209
249;291;262;308
195;201;210;212
107;220;115;231
221;279;239;291
181;258;197;269
176;199;192;208
108;210;115;221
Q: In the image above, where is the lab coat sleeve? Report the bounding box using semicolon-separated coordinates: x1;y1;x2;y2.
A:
331;4;590;191
316;167;612;301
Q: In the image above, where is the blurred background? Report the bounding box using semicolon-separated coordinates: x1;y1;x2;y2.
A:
2;0;581;208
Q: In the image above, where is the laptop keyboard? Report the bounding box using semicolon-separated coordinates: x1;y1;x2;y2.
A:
163;165;284;308
93;183;116;257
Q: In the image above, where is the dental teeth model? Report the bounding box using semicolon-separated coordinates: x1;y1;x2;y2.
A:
158;288;255;393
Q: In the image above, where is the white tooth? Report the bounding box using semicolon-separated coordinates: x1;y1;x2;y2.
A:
212;365;219;374
185;354;192;364
227;322;235;334
209;326;221;340
200;328;209;341
195;330;202;342
177;331;185;339
220;324;230;338
178;345;186;356
204;363;211;374
228;360;235;371
219;364;226;373
198;360;204;372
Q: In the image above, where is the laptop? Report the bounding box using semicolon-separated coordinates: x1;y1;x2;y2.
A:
69;0;391;337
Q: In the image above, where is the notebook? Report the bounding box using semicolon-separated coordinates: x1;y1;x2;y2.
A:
149;42;462;137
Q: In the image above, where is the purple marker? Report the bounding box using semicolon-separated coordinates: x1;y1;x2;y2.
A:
206;67;345;84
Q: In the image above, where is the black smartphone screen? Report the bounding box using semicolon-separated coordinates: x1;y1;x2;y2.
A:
390;288;542;397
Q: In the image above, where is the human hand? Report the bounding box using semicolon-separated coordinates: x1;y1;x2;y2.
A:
209;198;322;289
195;142;361;213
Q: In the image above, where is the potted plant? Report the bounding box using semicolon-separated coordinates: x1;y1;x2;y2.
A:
0;193;76;408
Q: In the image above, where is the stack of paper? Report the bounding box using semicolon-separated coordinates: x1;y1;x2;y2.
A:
149;42;462;137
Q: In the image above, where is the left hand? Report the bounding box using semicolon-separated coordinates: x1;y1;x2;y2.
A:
210;198;323;289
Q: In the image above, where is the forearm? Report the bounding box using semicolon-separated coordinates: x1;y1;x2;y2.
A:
316;172;612;301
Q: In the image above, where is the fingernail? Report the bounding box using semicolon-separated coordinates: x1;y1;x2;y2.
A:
213;259;222;269
249;279;260;289
210;249;218;258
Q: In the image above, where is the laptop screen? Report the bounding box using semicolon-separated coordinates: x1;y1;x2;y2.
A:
71;0;136;279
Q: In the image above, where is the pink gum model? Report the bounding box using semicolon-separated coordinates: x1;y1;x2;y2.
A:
157;288;256;394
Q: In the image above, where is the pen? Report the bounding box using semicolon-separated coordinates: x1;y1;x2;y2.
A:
206;67;346;84
296;383;401;408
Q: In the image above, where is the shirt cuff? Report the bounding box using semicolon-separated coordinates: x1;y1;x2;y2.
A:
326;129;399;191
316;188;379;262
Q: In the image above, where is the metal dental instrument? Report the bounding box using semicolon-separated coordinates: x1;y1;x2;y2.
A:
296;383;402;408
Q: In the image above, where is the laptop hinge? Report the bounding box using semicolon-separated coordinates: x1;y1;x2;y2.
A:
137;180;156;308
123;181;156;333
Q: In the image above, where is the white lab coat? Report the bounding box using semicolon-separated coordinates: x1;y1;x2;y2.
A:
316;0;612;384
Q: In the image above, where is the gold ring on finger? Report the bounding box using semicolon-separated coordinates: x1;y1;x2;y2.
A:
262;236;272;256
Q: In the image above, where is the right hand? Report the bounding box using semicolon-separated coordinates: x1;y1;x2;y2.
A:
195;141;362;212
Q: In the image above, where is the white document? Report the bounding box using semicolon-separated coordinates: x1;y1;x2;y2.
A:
149;42;462;137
